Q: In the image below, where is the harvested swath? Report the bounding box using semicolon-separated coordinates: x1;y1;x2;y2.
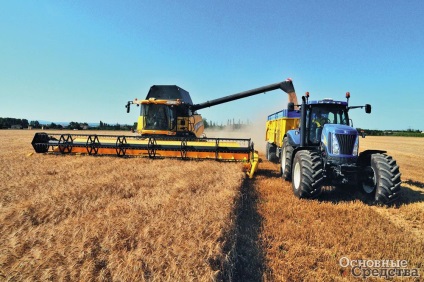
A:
0;130;245;281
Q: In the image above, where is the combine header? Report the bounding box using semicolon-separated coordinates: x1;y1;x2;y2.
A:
31;78;297;178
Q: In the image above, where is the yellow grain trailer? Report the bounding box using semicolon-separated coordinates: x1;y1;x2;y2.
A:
265;109;300;163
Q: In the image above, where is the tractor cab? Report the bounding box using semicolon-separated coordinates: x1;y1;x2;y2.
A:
305;100;350;144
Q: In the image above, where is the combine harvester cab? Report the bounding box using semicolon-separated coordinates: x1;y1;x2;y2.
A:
266;88;401;205
32;78;297;178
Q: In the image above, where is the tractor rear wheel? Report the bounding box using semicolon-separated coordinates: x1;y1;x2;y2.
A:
292;150;324;199
281;137;293;180
360;153;401;205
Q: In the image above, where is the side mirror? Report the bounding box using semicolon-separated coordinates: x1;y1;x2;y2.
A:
126;102;131;113
287;102;295;111
365;104;371;114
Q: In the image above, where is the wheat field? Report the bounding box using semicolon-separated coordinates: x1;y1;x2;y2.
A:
0;130;245;281
1;130;423;281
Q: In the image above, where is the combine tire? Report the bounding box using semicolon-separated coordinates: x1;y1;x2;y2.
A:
266;142;277;162
292;150;324;199
360;153;401;205
281;137;293;180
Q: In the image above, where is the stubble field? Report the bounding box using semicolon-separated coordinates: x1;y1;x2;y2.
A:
0;130;245;281
1;130;423;281
254;135;424;281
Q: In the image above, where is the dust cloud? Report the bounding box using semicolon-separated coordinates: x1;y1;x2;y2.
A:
204;114;269;154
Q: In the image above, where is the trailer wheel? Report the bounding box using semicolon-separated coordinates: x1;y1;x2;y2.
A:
292;150;323;199
266;143;271;161
281;137;293;180
360;153;401;205
266;142;277;162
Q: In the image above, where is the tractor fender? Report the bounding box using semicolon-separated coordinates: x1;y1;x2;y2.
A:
285;130;300;147
357;150;387;166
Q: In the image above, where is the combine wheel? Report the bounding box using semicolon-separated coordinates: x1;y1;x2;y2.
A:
292;150;323;199
281;137;293;180
360;153;401;205
147;137;157;158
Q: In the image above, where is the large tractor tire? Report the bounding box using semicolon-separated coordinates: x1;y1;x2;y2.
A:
360;153;401;205
266;142;277;163
281;137;293;180
292;150;324;199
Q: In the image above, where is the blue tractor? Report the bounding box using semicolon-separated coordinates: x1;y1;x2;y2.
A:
274;92;401;205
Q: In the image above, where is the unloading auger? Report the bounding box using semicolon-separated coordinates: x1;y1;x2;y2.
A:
31;78;297;178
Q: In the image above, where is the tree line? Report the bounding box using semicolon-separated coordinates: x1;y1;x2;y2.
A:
0;117;136;131
2;116;423;137
0;118;29;129
358;128;424;137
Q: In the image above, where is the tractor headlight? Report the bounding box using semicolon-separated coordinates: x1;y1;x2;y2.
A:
331;133;340;155
352;135;359;156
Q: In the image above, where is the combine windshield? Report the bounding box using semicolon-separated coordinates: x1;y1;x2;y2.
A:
307;104;349;144
142;104;176;131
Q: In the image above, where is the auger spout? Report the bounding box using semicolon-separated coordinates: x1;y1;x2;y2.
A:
190;78;297;111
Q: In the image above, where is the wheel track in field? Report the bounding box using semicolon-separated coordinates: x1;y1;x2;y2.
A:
232;175;265;281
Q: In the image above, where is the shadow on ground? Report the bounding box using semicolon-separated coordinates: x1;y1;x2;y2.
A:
255;168;281;178
318;183;424;206
230;178;265;281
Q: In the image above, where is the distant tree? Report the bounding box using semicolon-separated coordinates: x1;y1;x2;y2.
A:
203;119;209;128
68;121;81;130
30;120;40;129
21;119;29;128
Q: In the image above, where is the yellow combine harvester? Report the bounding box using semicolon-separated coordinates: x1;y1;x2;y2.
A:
31;78;297;178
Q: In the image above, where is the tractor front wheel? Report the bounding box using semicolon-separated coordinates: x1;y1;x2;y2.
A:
292;150;324;199
360;153;401;205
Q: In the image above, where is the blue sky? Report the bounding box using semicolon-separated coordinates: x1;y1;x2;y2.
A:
1;1;423;130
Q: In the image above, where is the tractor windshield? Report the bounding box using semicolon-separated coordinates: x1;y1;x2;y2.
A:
142;104;176;131
306;104;349;144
